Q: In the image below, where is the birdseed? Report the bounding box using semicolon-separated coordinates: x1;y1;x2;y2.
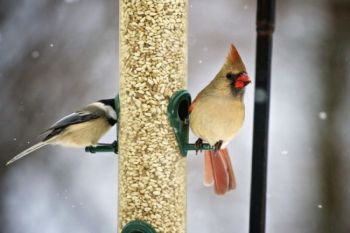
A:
118;0;187;232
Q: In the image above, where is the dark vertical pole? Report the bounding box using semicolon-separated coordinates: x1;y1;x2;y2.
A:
249;0;275;233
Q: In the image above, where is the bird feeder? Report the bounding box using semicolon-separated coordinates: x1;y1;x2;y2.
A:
118;0;188;232
85;1;275;232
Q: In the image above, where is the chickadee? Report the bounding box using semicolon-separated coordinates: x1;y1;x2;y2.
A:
6;98;117;166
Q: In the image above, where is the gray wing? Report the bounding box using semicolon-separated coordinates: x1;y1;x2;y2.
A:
47;111;101;130
41;106;106;139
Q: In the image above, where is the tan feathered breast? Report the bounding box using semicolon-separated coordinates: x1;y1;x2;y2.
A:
189;93;245;147
52;117;112;147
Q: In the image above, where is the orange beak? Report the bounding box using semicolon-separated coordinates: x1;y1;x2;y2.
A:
234;73;251;89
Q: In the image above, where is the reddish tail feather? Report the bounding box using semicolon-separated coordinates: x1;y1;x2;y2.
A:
203;148;236;195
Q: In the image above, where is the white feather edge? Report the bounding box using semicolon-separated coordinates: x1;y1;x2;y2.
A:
6;139;53;166
203;180;214;187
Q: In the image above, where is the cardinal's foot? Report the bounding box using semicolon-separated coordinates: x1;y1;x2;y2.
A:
195;138;203;154
214;140;223;150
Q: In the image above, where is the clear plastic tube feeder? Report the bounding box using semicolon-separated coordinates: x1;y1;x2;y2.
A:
118;0;188;233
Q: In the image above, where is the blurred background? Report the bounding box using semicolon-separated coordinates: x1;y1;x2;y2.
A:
0;0;349;232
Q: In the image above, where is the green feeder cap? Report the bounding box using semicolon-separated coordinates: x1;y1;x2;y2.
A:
121;220;157;233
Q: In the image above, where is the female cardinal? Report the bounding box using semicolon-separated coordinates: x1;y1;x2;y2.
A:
189;44;251;195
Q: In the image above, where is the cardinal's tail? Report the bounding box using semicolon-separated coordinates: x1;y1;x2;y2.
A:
203;148;236;195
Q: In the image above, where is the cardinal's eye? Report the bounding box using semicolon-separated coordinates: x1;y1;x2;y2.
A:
226;73;237;80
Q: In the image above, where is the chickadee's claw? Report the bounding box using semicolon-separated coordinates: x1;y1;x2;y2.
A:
195;138;203;154
112;140;118;154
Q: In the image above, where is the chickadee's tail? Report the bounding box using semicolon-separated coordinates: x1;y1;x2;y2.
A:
6;141;50;166
203;148;236;195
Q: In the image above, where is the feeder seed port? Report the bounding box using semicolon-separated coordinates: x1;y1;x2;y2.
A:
84;91;215;156
167;90;215;157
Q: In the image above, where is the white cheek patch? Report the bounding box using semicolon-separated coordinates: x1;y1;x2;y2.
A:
105;105;117;120
90;102;117;120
